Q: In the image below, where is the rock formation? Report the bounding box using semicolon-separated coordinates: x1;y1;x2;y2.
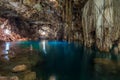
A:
0;0;63;41
0;0;120;52
82;0;120;52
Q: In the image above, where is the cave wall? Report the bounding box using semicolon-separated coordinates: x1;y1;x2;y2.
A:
82;0;120;52
0;0;88;41
0;0;63;41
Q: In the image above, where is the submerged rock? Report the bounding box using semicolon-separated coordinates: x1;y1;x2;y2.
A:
0;76;19;80
24;72;36;80
12;64;27;72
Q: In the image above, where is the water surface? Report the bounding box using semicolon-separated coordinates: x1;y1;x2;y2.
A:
0;40;120;80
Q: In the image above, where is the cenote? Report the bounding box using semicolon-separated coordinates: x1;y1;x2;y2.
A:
0;40;120;80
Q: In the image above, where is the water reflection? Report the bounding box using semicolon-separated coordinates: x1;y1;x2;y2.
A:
30;44;33;51
3;42;10;60
5;42;10;50
41;40;47;54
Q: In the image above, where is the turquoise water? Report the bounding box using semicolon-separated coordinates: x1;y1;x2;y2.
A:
1;40;120;80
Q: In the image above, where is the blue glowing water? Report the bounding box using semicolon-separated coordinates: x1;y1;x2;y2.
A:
4;40;120;80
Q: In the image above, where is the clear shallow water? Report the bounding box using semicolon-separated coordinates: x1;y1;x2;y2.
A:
1;40;120;80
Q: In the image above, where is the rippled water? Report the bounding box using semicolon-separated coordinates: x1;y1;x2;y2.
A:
0;40;120;80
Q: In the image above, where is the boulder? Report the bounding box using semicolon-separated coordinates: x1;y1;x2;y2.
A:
12;64;27;72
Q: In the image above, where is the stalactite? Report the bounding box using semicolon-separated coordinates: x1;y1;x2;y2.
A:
65;0;69;41
64;0;72;42
113;0;120;41
82;0;115;52
82;0;94;47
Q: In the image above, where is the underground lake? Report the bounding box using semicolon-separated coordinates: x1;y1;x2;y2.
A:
0;40;120;80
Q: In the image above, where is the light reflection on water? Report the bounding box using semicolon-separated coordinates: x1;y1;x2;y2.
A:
1;41;120;80
42;40;47;54
5;42;10;50
3;42;11;60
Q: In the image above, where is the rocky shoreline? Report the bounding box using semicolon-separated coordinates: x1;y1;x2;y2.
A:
0;45;42;80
